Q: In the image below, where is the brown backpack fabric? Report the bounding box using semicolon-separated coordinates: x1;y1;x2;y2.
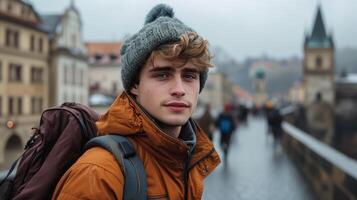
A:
4;102;99;200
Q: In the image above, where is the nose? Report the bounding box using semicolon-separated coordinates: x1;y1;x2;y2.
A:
170;76;185;97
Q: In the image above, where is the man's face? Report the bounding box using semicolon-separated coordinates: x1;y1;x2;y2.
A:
131;55;200;127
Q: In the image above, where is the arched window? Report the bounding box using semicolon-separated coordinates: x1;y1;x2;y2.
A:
4;134;23;169
315;56;322;69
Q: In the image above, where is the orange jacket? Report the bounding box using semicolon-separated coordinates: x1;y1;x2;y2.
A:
53;92;220;200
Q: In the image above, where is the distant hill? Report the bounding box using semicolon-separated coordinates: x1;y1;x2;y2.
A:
212;47;357;98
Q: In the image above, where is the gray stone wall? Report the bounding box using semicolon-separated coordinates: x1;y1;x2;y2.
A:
282;123;357;200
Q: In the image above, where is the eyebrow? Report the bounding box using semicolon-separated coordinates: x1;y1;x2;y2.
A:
148;66;174;73
149;66;200;74
182;68;199;73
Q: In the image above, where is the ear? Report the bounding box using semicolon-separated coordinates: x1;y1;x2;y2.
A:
130;84;139;96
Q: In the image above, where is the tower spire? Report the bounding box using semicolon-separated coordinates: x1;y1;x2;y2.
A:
70;0;75;9
311;5;327;41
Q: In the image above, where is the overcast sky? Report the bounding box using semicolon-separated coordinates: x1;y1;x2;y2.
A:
30;0;357;60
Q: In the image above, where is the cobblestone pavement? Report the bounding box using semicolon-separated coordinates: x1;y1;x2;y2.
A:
202;117;315;200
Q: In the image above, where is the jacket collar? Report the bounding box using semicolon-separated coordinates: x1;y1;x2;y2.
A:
96;92;219;168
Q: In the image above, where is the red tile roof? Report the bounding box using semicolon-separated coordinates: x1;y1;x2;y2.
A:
85;42;122;65
86;42;122;55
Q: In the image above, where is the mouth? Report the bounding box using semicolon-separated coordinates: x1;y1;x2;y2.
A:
164;101;190;112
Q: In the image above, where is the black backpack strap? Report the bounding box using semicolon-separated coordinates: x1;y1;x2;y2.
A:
0;156;20;186
85;135;147;200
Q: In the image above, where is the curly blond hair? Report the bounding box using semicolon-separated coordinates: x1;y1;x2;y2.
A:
149;32;213;71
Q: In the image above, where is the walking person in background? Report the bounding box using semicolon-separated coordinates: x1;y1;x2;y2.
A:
267;103;284;147
238;103;249;126
216;103;236;163
197;103;216;141
265;101;274;137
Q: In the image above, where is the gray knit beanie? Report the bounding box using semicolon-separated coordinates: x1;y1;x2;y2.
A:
120;4;208;92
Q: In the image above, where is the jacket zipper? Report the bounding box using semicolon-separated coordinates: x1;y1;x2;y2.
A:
183;149;191;200
182;147;215;200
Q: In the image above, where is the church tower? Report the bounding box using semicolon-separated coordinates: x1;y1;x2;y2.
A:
303;6;334;105
253;68;267;107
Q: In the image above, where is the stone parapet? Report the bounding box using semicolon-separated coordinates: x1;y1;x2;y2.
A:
282;122;357;200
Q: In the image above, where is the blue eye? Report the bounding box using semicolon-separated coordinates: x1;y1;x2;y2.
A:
153;72;170;80
183;73;198;80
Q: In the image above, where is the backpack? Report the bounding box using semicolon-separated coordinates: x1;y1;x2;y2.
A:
218;116;233;135
0;102;146;200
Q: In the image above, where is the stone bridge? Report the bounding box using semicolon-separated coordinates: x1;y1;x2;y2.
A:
1;116;356;200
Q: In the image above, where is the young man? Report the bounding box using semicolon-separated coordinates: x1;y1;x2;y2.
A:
53;4;220;200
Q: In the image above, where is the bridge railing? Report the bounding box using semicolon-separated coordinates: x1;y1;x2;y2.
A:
282;121;357;200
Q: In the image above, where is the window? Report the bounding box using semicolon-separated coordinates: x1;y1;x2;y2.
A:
316;56;322;69
31;97;43;114
21;6;26;16
79;69;83;86
18;97;22;115
0;96;2;116
72;64;76;85
64;65;67;84
39;98;43;113
38;38;43;53
6;30;11;46
9;97;14;115
30;35;35;51
14;32;19;48
0;61;2;82
7;2;13;12
8;97;23;115
71;34;76;48
9;64;22;82
21;6;29;17
5;29;19;48
110;54;118;61
31;97;35;114
94;54;102;62
31;67;43;83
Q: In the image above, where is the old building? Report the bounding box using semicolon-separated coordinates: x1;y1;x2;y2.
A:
199;71;235;115
41;1;88;106
253;68;268;107
302;6;335;145
0;0;49;169
86;42;123;96
334;74;357;159
288;81;305;104
303;6;334;106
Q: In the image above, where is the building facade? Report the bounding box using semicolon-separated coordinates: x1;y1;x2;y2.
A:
199;71;235;115
253;68;268;106
86;42;123;96
0;0;49;169
334;74;357;159
288;82;305;104
41;2;88;106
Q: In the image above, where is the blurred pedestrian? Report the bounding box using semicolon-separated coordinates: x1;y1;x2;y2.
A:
216;103;236;162
197;103;215;141
266;103;283;145
265;101;274;136
239;104;249;126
